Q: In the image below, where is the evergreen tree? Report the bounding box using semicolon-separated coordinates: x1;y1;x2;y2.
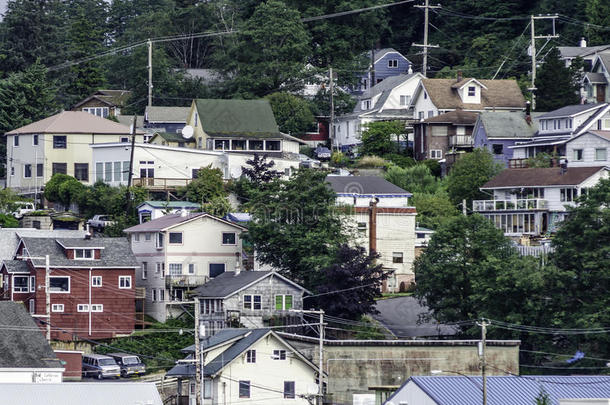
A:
232;0;311;97
585;0;610;45
0;0;68;74
535;47;580;111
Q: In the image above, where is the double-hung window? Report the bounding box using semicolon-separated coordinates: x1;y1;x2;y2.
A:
169;263;182;276
243;295;261;310
273;350;287;360
284;381;295;399
91;276;102;287
24;164;32;178
275;295;293;310
119;276;132;289
246;349;256;363
239;381;250;398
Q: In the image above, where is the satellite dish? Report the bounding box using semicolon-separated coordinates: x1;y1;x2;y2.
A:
181;125;194;139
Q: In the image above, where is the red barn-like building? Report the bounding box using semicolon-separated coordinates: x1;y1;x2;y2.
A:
0;236;139;341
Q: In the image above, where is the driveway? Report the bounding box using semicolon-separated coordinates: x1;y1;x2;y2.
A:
372;296;458;338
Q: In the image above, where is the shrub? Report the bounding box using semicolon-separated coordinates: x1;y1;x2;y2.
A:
331;152;350;167
384;153;416;168
354;155;388;168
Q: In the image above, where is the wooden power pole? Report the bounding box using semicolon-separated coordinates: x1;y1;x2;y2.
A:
413;0;440;77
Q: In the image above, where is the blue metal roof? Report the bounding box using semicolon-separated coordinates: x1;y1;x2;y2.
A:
386;376;610;405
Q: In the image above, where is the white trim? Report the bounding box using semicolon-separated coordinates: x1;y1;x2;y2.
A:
51;303;64;312
118;275;132;289
49;276;70;293
91;275;102;287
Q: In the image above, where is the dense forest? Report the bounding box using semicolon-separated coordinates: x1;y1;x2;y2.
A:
0;0;608;118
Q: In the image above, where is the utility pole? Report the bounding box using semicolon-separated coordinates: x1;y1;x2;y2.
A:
194;297;201;405
126;115;137;212
477;318;489;405
329;67;336;152
370;46;376;88
45;255;50;342
291;309;325;405
413;0;441;77
147;39;153;107
529;15;559;110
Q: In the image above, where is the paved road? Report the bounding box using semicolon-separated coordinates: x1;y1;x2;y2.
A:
372;296;458;338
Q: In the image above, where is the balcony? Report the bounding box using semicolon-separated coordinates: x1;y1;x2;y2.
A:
165;274;209;289
133;178;193;191
472;199;548;212
449;135;473;147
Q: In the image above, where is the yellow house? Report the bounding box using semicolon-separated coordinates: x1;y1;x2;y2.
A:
5;111;144;195
185;99;303;155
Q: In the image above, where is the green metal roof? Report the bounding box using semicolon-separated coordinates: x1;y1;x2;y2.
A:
194;99;280;136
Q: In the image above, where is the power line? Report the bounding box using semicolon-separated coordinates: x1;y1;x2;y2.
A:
301;0;415;22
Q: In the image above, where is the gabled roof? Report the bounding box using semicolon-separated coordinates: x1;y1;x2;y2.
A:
5;111;138;135
326;176;412;196
0;260;30;273
537;103;606;119
387;375;610;405
181;329;251;354
476;111;540;139
72;90;132;109
195;271;309;299
116;115;144;128
19;237;139;268
145;106;190;123
168;329;321;378
481;166;608;189
369;47;411;64
0;229;86;261
194;99;281;137
418;78;525;110
0;382;162;405
558;45;610;58
0;301;63;369
596;53;610;71
124;213;246;233
149;132;195;144
137;201;201;210
359;73;421;101
420;110;479;125
584;72;608;84
451;78;488;90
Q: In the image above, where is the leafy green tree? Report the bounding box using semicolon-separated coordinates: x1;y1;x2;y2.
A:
411;191;459;230
310;88;356;117
535;47;580;111
414;214;544;327
232;0;311;97
0;213;19;228
265;92;315;134
44;174;87;209
360;121;405;157
535;388;551;405
179;166;229;206
526;152;555;168
384;164;441;194
246;169;348;287
315;245;388;320
446;148;503;207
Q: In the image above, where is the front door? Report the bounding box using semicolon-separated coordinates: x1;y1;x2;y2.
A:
597;85;606;103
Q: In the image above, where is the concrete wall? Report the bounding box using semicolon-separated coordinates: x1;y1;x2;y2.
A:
282;336;520;405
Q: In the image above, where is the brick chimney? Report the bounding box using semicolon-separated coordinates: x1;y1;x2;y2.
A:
525;101;532;125
368;198;378;254
456;70;463;83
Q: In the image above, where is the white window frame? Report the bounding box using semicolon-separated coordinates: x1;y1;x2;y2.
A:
388;59;398;68
573;149;584;161
51;304;64;313
12;276;29;293
595;148;607;161
273;349;287;360
188;263;195;274
168;232;183;245
92;276;102;287
33;134;39;146
222;232;237;246
467;86;476;97
119;276;132;289
243;294;262;310
246;349;256;363
91;304;103;312
30;276;35;293
77;304;89;312
134;233;140;242
49;276;70;293
152;289;157;302
13;135;19;147
29;299;35;314
159;288;165;302
275;294;293;310
142;262;148;279
74;249;94;260
169;263;182;276
430;150;443;159
24;164;32;178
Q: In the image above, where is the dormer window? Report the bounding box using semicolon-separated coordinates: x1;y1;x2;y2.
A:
74;249;94;260
362;100;371;110
468;86;476;97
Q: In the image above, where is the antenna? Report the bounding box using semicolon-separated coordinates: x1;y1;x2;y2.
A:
181;125;194;139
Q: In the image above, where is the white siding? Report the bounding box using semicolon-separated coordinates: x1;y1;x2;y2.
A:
566;133;610;167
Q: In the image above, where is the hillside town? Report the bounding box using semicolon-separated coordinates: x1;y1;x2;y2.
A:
0;0;609;404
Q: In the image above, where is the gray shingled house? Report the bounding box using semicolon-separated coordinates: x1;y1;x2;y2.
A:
195;271;310;333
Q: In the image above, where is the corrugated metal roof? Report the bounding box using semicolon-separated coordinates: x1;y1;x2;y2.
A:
0;382;162;405
389;376;610;405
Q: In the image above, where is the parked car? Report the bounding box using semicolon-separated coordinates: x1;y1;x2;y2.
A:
82;354;121;380
87;215;115;231
11;202;35;219
314;146;332;160
298;154;321;168
106;353;146;377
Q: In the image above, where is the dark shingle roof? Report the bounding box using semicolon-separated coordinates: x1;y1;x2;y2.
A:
420;78;525;110
482;166;607;189
0;301;62;368
1;260;30;273
20;237;139;268
326;176;411;196
585;72;608;84
150;132;195;143
195;271;279;298
391;375;610;405
181;328;251;353
421;110;479;125
558;45;610;58
537;103;606;119
194;99;280;137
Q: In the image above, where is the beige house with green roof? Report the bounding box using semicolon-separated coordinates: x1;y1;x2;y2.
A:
185;99;303;156
5;111;144;196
